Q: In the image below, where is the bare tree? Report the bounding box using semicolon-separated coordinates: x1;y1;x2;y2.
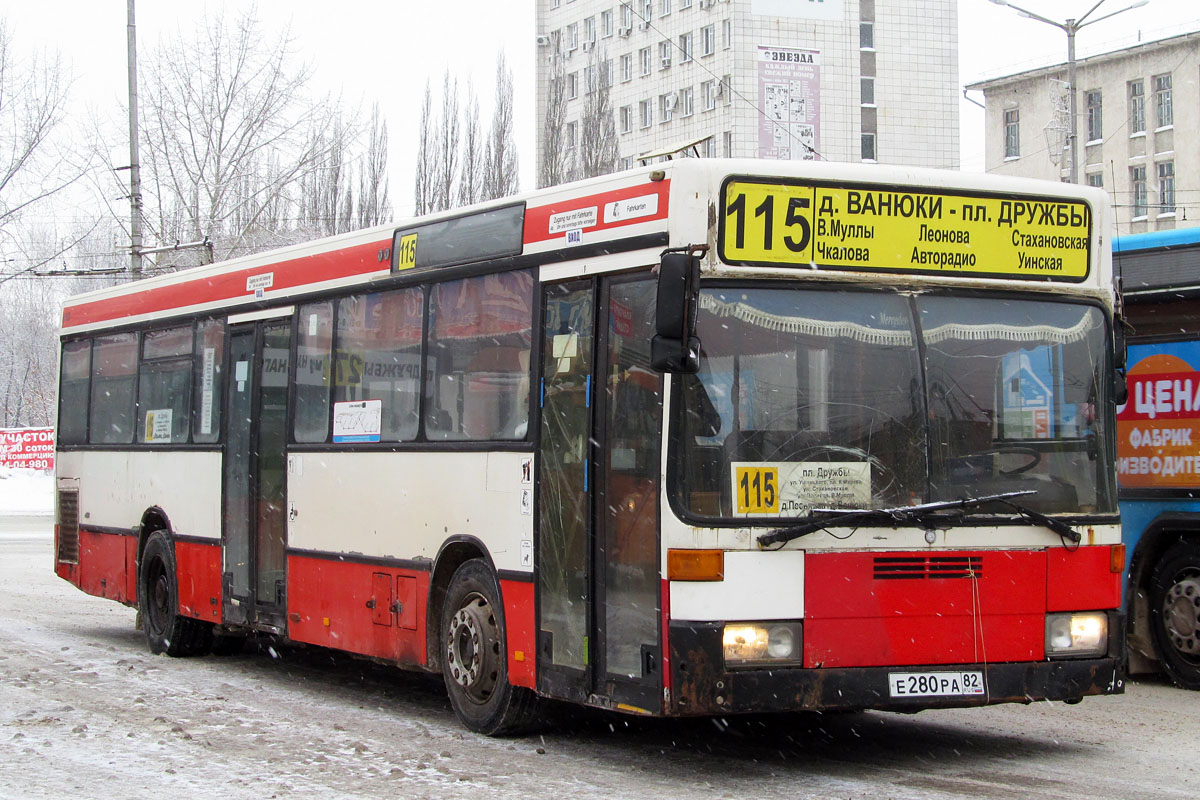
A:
538;55;573;189
0;19;94;285
579;48;619;179
413;81;438;217
457;84;484;207
483;51;519;201
136;8;358;266
433;70;461;213
356;103;391;228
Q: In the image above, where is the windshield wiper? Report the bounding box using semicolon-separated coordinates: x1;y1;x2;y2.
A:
757;490;1054;547
990;497;1082;544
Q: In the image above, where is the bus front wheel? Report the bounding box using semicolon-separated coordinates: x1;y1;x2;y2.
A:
139;530;211;657
440;559;539;735
1150;540;1200;689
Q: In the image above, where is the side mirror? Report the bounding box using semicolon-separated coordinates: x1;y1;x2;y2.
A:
1113;369;1129;406
1113;316;1128;371
651;251;702;374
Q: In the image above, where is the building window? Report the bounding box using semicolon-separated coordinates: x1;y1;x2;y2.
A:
1003;108;1020;158
1129;80;1145;134
566;121;577;149
701;24;715;56
722;74;731;105
861;133;876;162
601;9;614;37
1154;73;1173;127
723;130;733;157
641;0;653;26
568;22;579;51
680;0;691;8
679;32;693;62
680;86;694;116
861;77;875;106
1158;161;1175;214
1131;165;1147;218
659;41;672;69
567;72;579;100
622;3;633;29
621;53;633;82
703;79;718;110
1085;90;1102;142
661;0;671;15
584;16;596;44
1086;173;1103;189
660;93;675;122
860;22;874;49
639;46;652;76
620;104;633;133
722;18;732;48
640;98;653;128
703;137;717;158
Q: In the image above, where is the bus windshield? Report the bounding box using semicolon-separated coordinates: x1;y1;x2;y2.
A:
677;286;1114;520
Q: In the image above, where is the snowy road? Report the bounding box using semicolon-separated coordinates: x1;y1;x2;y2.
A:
2;515;1197;800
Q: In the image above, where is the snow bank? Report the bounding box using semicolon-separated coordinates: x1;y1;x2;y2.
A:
0;468;54;515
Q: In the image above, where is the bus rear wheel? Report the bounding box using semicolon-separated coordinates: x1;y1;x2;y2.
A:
1150;540;1200;690
440;559;539;735
139;530;211;656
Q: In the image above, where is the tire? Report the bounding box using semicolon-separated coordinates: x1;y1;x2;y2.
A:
440;559;540;735
1149;540;1200;690
139;530;209;657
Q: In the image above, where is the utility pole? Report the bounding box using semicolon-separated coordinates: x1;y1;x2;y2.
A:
127;0;143;280
988;0;1149;183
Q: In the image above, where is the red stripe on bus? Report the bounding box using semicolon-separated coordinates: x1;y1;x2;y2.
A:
61;240;389;329
523;180;670;245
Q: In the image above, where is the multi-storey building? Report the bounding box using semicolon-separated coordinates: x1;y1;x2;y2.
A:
534;0;959;178
968;30;1200;235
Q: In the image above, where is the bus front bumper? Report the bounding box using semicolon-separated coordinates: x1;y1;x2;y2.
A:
667;614;1126;716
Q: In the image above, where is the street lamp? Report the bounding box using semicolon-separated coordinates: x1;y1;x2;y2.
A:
988;0;1149;183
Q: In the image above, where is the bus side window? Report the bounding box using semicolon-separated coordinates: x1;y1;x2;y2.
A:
58;339;92;445
334;287;424;442
88;333;137;445
426;271;533;441
192;319;225;444
138;326;194;444
295;301;335;443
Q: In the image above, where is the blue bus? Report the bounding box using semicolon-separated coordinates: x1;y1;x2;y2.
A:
1115;227;1200;689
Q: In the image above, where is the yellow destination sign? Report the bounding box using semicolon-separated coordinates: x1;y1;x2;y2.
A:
719;179;1091;280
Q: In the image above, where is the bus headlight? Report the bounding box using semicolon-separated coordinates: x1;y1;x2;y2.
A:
1045;612;1108;658
723;622;803;668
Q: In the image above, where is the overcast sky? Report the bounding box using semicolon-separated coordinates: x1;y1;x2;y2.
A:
6;0;1199;220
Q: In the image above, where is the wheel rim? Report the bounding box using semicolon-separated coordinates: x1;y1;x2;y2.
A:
445;591;501;705
146;557;170;635
1162;570;1200;661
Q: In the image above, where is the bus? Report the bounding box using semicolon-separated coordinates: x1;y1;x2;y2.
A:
54;159;1125;734
1114;226;1200;690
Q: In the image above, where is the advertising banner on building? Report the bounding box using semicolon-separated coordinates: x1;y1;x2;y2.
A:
0;428;55;470
1117;341;1200;490
757;46;820;161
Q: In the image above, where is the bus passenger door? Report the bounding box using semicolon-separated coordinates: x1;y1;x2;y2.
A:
537;281;595;702
536;275;663;711
223;320;291;632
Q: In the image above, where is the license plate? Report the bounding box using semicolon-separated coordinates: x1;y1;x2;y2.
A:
888;671;985;698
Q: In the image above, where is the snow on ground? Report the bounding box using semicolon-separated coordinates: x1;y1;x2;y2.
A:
0;468;53;515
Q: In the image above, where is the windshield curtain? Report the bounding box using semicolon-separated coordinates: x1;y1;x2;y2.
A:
677;287;1114;520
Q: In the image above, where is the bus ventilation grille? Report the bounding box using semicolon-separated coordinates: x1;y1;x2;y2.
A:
873;555;981;580
56;487;80;564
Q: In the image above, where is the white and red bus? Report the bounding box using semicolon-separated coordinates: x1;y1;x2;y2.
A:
55;159;1126;734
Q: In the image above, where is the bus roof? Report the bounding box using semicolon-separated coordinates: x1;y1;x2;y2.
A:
1114;227;1200;254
